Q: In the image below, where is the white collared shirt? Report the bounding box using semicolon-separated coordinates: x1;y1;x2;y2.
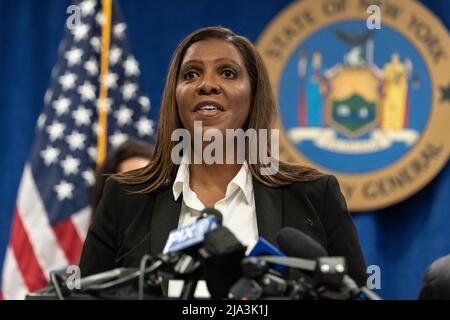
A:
172;156;258;249
168;156;258;298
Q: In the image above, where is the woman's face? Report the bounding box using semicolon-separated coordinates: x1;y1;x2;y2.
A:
176;39;252;136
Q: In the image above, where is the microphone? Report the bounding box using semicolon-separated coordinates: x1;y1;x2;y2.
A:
200;226;247;299
248;237;286;272
276;227;328;292
198;207;223;223
229;256;289;300
162;207;245;300
163;208;222;255
155;208;224;299
277;227;327;259
119;209;223;296
277;227;345;293
419;254;450;300
229;237;290;300
276;227;381;300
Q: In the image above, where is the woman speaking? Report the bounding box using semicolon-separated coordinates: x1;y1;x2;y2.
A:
79;26;367;289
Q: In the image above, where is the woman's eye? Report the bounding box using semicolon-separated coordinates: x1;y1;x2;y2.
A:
222;69;236;79
184;70;198;80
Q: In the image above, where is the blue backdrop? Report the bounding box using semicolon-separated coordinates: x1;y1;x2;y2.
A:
1;0;449;299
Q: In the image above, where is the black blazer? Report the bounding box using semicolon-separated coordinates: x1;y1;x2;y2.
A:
79;174;367;286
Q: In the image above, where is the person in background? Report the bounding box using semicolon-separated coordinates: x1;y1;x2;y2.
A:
90;139;154;216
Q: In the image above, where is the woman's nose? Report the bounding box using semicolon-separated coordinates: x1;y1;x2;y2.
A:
197;74;221;95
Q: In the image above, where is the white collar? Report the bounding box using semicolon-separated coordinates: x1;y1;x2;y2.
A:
172;153;253;205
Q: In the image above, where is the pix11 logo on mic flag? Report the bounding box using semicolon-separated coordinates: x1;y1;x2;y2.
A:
163;215;221;254
0;0;154;300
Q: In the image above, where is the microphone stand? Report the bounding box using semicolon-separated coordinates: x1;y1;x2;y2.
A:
174;254;203;300
180;277;198;300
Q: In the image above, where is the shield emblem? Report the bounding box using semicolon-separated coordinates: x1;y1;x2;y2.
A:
327;66;379;137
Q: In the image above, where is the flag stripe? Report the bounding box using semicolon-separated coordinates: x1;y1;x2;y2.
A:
52;218;83;264
10;210;48;293
71;207;92;243
17;166;68;273
1;248;29;300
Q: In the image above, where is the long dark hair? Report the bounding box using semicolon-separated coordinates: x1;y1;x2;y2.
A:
114;26;322;192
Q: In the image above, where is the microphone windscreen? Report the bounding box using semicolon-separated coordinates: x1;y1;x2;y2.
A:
203;227;245;256
202;227;246;299
277;227;327;259
199;207;223;225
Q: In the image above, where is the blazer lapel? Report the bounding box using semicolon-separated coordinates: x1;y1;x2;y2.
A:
253;178;283;246
150;186;182;256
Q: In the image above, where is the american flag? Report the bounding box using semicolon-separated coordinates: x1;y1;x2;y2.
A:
0;0;154;299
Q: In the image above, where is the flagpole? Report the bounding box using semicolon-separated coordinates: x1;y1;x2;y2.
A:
97;0;113;167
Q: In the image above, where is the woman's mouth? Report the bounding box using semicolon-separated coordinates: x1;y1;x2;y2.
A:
196;105;222;116
193;102;224;117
